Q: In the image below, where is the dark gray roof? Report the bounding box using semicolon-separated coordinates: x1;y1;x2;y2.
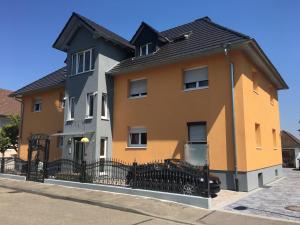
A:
108;17;250;75
53;12;134;51
11;67;66;97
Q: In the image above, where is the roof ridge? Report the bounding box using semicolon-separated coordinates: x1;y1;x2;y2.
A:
202;18;250;39
74;12;134;49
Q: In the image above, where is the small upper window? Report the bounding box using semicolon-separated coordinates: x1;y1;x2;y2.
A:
33;99;42;112
71;48;95;75
139;43;152;56
128;127;147;147
270;87;276;105
69;97;75;120
184;67;208;90
187;122;207;144
101;93;108;119
86;93;95;118
255;123;262;148
129;79;147;98
272;129;277;149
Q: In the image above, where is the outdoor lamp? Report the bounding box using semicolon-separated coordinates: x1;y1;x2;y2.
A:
80;137;89;158
80;137;89;143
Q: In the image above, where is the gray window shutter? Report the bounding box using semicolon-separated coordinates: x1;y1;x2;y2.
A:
130;79;147;96
184;67;208;83
189;124;207;143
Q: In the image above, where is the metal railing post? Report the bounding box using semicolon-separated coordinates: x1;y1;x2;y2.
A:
1;157;4;173
132;161;137;188
81;161;87;183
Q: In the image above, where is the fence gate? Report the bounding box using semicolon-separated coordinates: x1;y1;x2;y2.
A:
26;134;50;182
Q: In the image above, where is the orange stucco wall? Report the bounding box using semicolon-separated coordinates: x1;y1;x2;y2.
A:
19;87;64;161
112;50;282;172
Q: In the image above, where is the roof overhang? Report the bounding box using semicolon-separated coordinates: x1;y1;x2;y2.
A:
240;39;288;90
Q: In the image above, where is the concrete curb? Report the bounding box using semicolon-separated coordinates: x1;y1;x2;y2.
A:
0;173;26;181
45;179;211;209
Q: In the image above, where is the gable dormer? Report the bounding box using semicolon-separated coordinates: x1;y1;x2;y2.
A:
130;22;169;57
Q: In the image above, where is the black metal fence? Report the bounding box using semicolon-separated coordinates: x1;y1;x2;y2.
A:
0;158;215;197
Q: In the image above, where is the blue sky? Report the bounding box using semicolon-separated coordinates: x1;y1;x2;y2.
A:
1;0;299;137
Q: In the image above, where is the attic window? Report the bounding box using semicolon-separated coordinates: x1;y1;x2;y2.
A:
172;32;192;43
139;43;152;56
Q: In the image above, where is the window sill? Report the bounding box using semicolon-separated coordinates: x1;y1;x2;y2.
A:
184;86;208;92
128;95;147;100
256;147;262;150
70;69;95;77
253;90;259;95
273;148;278;150
33;111;41;113
101;117;109;121
126;146;147;150
85;116;93;120
66;119;74;122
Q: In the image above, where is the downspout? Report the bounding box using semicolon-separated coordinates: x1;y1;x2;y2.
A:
223;44;239;191
15;97;23;159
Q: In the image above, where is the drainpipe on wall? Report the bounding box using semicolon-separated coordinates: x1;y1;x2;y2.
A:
223;44;239;191
15;97;23;159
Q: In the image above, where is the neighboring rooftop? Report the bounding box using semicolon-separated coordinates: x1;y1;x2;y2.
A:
10;67;67;97
0;89;21;116
281;130;300;149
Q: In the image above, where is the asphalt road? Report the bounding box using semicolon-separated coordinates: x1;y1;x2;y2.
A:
0;178;298;225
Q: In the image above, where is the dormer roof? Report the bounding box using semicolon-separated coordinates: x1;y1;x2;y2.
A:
53;12;134;52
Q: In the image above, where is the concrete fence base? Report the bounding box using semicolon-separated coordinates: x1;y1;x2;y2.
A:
45;179;211;208
0;174;211;209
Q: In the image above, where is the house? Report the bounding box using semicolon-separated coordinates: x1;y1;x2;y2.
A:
108;17;288;191
0;89;20;158
11;13;288;191
281;130;300;168
10;68;66;161
0;89;20;128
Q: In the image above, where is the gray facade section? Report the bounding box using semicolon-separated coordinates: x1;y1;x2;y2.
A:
211;164;282;192
62;26;129;161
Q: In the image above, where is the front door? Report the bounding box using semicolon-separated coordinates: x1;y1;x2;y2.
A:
282;149;295;168
74;137;84;164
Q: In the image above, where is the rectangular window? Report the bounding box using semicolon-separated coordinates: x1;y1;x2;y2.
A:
187;122;207;144
129;79;147;98
56;132;63;148
77;52;84;73
184;67;208;90
100;138;107;159
86;93;94;118
255;123;261;148
139;43;152;56
128;127;147;147
252;71;258;93
272;129;277;149
33;98;42;112
270;88;275;105
101;93;108;119
69;97;75;120
71;48;95;75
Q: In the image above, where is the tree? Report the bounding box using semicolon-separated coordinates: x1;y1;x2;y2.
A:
0;115;20;157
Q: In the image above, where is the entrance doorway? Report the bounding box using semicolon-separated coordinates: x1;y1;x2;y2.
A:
73;137;84;164
282;149;296;168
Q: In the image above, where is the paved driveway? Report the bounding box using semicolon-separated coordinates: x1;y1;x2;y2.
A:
224;168;300;222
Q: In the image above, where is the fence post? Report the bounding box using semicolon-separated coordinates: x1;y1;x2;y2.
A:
43;139;50;181
1;157;4;173
81;161;87;183
132;161;137;188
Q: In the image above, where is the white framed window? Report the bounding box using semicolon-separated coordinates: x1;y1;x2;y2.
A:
139;42;152;56
129;79;147;98
71;48;95;75
86;93;95;118
100;137;107;159
101;93;108;119
33;98;42;112
128;127;147;147
184;66;208;90
68;97;75;120
59;93;66;109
